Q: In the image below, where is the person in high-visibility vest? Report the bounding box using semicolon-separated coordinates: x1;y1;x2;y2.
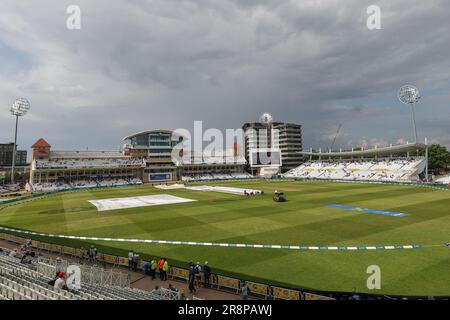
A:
158;258;165;280
150;259;157;280
162;259;169;281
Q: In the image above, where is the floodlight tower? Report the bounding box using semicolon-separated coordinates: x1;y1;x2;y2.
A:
259;112;273;125
398;85;420;143
10;98;30;184
260;112;274;147
260;112;274;144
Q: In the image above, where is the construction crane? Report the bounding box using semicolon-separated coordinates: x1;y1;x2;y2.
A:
329;124;342;151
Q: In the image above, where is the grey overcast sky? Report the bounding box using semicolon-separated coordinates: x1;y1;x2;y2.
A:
0;0;449;152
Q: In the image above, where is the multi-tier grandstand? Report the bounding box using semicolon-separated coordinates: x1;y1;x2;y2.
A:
284;142;428;182
284;158;426;181
28;139;145;192
26;137;252;192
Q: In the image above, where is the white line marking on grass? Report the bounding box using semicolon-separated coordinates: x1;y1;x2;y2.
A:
0;226;425;251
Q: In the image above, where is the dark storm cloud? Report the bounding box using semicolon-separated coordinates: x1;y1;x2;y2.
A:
0;0;449;153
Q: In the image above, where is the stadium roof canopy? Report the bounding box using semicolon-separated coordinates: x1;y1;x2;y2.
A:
122;130;183;141
300;143;426;158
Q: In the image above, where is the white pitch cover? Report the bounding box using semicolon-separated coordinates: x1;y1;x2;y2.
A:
88;194;196;211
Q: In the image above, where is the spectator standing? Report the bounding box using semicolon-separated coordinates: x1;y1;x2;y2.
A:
128;250;134;270
143;260;149;275
188;264;196;293
88;245;95;262
162;258;169;281
132;253;140;271
241;281;248;300
150;259;157;280
194;261;202;285
86;246;91;261
203;261;211;288
158;257;165;280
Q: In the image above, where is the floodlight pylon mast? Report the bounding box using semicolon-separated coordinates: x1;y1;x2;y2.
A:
11;114;19;184
425;137;429;182
9;98;30;185
410;103;418;144
398;85;420;144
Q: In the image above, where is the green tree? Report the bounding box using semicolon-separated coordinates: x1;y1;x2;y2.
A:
0;170;22;184
421;144;450;173
3;170;12;184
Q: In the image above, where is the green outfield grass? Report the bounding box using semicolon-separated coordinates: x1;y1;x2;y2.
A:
1;180;449;296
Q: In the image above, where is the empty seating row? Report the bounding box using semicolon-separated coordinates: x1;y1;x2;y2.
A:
31;178;143;192
284;158;426;182
34;158;145;170
0;249;165;300
182;172;253;181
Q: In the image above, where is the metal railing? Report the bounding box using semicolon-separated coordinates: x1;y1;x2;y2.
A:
37;257;130;288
